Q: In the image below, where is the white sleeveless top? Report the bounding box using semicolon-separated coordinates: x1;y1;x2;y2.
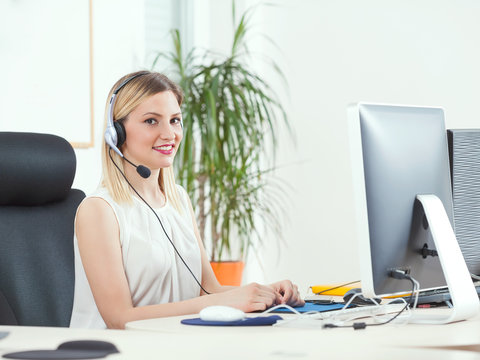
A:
69;185;202;328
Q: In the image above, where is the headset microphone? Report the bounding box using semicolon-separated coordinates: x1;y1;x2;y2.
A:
122;155;151;179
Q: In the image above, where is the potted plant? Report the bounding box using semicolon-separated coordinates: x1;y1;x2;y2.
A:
153;5;292;285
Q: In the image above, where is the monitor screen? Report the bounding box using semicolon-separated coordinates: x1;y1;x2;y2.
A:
348;103;453;297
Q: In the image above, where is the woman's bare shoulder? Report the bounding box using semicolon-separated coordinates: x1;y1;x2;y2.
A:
76;196;118;230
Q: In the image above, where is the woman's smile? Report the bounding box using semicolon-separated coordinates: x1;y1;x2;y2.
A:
153;143;175;155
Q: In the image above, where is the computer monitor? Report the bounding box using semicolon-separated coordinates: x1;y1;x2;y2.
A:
447;129;480;276
348;103;479;323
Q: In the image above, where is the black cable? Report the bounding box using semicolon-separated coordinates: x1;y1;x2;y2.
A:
364;274;415;327
109;149;210;295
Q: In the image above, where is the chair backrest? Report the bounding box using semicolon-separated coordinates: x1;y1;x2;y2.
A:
0;132;85;326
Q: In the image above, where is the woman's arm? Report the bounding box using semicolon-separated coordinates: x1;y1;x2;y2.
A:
76;198;278;329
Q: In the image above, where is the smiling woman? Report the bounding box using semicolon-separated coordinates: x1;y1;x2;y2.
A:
122;92;183;173
69;70;304;329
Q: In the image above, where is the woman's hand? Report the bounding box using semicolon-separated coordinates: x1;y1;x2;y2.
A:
268;280;305;307
210;283;277;312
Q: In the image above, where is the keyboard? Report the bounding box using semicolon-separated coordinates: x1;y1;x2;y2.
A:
412;287;451;304
396;284;480;305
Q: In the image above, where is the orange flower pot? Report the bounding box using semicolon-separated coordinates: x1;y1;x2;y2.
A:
210;261;245;286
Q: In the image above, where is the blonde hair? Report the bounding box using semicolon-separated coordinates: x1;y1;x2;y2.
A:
101;71;184;213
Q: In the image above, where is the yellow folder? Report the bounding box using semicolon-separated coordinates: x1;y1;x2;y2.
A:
310;282;360;296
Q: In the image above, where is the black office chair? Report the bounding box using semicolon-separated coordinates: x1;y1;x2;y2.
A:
0;132;85;326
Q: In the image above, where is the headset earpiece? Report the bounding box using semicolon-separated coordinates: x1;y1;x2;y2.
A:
114;121;126;148
104;72;148;157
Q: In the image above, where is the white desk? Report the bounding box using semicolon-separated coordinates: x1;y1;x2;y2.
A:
126;310;480;359
2;312;480;359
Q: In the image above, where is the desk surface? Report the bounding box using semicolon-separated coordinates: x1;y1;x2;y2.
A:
2;311;480;359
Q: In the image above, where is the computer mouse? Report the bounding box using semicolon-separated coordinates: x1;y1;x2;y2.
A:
199;306;246;322
343;288;381;306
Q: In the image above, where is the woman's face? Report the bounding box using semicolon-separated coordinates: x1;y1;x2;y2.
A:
122;90;183;170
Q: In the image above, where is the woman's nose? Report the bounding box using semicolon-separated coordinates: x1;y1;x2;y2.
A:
158;123;175;140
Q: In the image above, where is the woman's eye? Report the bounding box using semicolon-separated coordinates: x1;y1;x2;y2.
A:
171;117;182;125
145;118;157;125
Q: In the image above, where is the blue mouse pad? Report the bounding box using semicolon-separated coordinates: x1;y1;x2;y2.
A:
181;315;283;326
272;303;346;313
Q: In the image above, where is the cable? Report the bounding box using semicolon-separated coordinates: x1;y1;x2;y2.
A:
109;149;210;295
365;274;417;327
323;271;418;330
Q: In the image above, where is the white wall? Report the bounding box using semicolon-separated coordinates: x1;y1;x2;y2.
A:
4;0;480;295
0;1;91;143
244;0;480;293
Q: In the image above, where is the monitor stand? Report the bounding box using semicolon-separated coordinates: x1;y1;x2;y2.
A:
410;194;480;324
